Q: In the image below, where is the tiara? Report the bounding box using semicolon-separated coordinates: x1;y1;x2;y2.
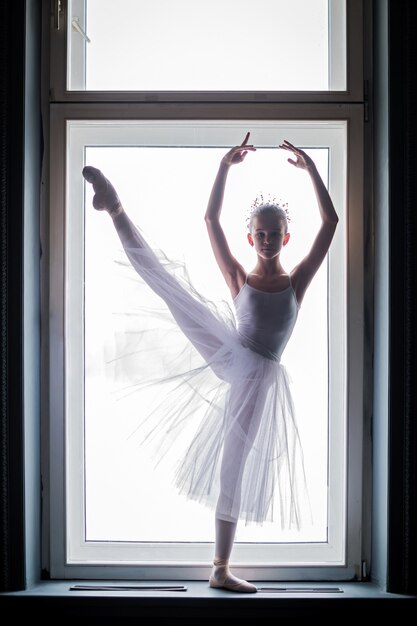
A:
246;194;291;224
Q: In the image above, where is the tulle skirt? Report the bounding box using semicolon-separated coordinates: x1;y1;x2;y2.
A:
104;215;308;527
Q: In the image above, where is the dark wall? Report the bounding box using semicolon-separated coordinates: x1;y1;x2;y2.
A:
386;0;417;594
0;0;41;592
0;0;27;592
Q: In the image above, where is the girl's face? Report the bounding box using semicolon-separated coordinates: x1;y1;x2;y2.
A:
247;214;290;259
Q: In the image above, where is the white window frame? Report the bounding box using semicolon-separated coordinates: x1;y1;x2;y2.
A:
46;107;364;580
43;0;370;582
50;0;364;102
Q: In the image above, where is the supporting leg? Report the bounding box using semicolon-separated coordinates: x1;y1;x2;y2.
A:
209;517;257;593
208;382;266;593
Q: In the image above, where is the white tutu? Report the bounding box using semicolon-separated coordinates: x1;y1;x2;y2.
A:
105;214;308;527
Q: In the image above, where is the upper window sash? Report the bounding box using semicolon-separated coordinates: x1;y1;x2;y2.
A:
49;0;365;103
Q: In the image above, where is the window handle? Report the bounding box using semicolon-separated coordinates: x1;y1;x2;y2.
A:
54;0;63;30
72;16;91;43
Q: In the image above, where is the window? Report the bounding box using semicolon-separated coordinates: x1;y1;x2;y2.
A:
67;0;346;91
45;0;368;580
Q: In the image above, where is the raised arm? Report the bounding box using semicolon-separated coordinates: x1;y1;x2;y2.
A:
205;132;256;296
279;140;339;304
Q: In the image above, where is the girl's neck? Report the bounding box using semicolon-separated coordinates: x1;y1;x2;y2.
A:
252;258;286;278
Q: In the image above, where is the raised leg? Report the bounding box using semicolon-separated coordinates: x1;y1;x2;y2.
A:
82;166;228;372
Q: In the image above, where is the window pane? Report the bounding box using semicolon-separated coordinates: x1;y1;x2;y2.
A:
68;0;346;91
84;146;329;544
62;120;348;567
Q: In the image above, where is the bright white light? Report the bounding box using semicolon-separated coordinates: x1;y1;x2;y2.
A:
84;146;329;543
83;0;329;90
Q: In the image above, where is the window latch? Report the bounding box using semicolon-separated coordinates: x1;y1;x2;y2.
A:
72;16;91;43
53;0;63;31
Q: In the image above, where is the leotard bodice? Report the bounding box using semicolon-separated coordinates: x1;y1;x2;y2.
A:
234;278;299;361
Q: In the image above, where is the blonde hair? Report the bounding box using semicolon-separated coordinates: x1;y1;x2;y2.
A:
247;195;290;233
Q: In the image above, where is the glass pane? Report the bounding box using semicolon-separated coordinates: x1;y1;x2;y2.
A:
68;0;346;91
83;145;329;543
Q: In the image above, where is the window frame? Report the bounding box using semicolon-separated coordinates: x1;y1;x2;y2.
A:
49;0;364;103
43;0;371;582
46;103;366;580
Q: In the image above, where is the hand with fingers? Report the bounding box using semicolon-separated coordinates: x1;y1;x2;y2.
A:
221;132;256;167
279;139;315;171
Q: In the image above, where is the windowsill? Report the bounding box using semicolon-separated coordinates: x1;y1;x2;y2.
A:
1;580;416;621
0;579;407;597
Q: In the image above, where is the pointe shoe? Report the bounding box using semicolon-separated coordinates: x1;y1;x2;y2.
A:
82;166;122;214
209;573;257;593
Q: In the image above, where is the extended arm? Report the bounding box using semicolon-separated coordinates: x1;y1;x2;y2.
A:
205;133;256;295
279;140;339;303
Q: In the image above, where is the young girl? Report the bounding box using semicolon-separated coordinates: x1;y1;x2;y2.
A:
83;134;338;593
